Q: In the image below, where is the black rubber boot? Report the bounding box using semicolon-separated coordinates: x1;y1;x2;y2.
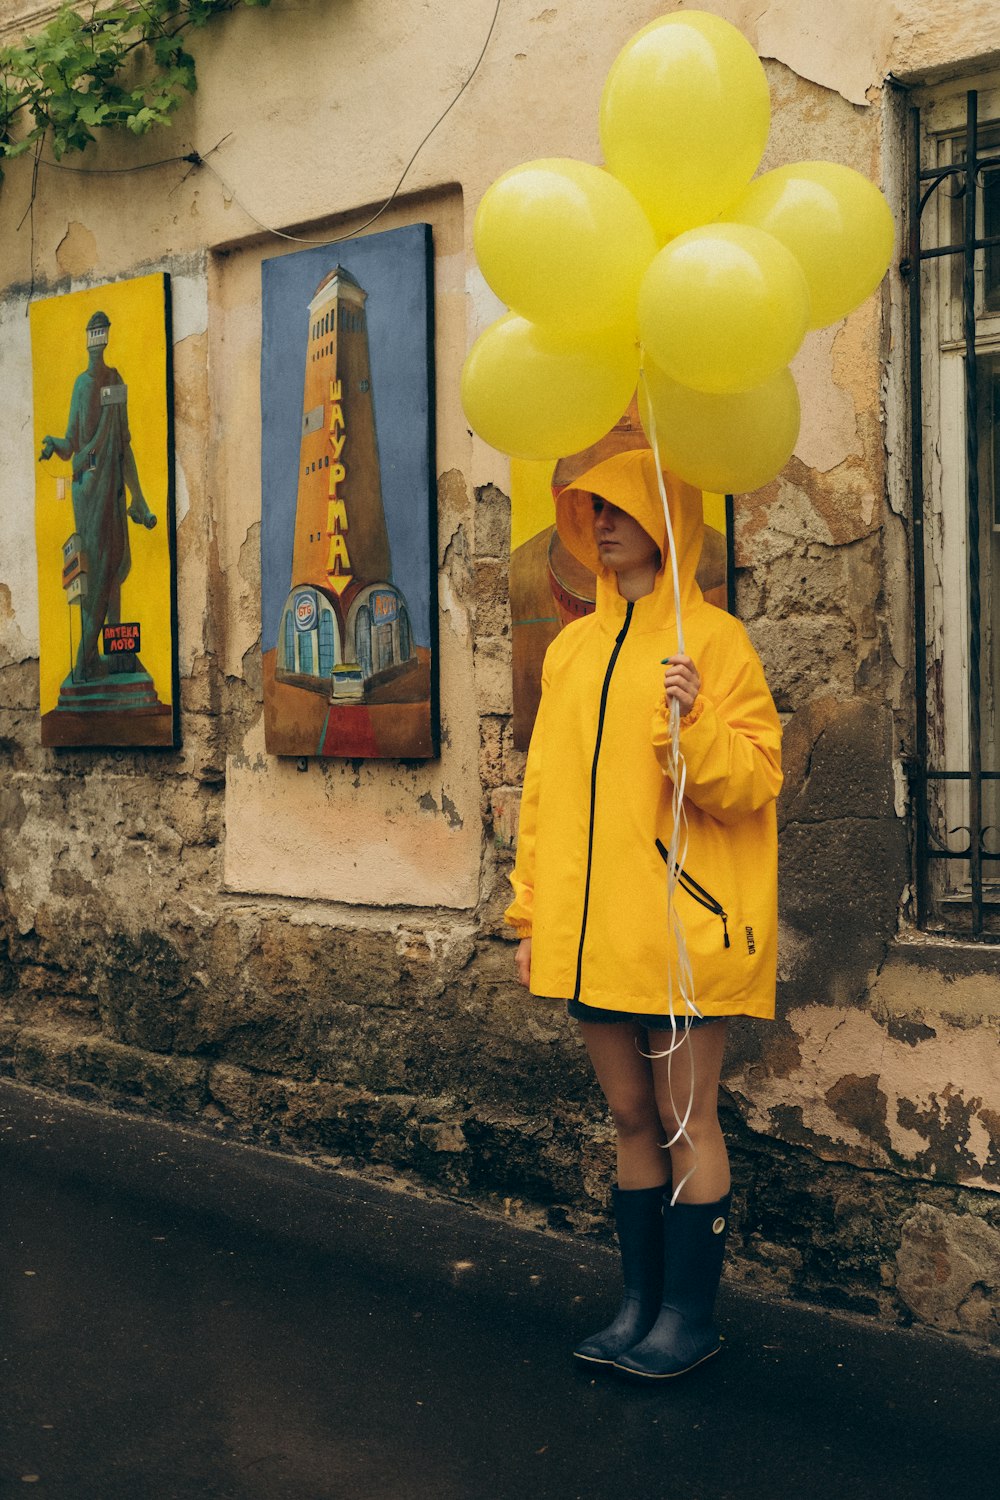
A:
573;1185;665;1366
613;1191;731;1380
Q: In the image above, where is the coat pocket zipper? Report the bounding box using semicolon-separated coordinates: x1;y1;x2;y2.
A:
655;839;731;949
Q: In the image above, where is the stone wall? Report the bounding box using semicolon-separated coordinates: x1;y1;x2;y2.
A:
1;0;999;1350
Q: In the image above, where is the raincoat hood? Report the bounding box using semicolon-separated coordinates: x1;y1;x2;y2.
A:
554;450;705;622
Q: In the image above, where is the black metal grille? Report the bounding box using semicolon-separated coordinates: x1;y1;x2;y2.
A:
907;90;1000;938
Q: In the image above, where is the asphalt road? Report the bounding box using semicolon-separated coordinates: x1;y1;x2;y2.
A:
1;1078;997;1500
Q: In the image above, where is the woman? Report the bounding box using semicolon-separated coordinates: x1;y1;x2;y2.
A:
505;448;782;1380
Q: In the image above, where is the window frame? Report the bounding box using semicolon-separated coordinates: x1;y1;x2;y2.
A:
908;80;1000;939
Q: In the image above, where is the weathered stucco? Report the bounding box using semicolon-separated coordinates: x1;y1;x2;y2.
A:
1;0;999;1349
728;1001;1000;1188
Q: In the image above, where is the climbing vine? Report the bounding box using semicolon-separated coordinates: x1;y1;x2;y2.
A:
0;0;271;182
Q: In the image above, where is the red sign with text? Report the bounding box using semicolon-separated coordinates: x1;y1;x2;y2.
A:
102;622;141;655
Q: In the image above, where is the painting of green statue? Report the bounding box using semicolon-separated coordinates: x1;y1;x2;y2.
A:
31;275;178;748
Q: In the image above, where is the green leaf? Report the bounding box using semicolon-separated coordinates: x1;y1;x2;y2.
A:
126;105;157;134
1;137;36;159
77;100;111;127
0;0;283;184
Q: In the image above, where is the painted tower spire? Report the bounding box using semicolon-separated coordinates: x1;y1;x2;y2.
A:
291;266;391;598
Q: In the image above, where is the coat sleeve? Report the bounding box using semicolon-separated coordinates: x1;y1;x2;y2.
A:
503;655;553;936
651;642;782;825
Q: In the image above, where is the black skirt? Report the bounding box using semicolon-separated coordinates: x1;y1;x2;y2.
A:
566;998;730;1028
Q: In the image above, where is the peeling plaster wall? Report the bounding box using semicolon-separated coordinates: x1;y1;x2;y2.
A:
1;1;1000;1347
731;1000;1000;1187
0;292;40;665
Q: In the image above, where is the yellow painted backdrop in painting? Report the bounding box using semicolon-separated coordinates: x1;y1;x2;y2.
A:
510;458;557;552
30;274;172;716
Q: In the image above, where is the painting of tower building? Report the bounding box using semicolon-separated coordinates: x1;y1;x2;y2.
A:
261;225;436;758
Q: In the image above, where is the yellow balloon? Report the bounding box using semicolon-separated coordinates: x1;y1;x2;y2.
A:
728;161;896;328
461;314;639;461
474;159;657;333
600;11;770;240
639;360;800;494
638;224;810;394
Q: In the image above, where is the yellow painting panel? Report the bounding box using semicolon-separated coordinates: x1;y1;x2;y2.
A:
31;275;173;722
509;458;556;553
702;490;726;538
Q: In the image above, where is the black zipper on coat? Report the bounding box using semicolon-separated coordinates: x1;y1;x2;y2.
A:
655;839;731;949
573;602;635;1001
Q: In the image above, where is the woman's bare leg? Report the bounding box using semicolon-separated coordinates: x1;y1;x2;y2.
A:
648;1021;730;1203
579;1021;669;1190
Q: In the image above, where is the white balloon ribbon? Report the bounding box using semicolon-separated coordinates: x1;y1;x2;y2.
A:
638;360;705;1206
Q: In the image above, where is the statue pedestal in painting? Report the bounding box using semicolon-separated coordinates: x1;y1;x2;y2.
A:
41;664;173;748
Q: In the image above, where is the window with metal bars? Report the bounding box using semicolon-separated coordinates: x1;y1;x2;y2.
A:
908;81;1000;938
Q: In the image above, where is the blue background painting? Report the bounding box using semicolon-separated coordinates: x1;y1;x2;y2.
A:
260;223;434;652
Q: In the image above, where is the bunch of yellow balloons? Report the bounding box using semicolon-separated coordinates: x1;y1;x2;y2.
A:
461;10;895;494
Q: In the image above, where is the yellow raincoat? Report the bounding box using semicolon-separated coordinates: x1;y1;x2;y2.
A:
505;450;782;1019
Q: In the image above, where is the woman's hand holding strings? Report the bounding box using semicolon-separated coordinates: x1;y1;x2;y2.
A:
662;655;701;717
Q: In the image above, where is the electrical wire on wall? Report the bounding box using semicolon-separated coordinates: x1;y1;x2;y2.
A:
26;0;503;251
196;0;504;245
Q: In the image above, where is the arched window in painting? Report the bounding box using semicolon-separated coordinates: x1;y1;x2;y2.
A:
355;605;373;680
283;610;296;671
318;606;336;677
299;631;313;675
374;621;393;674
